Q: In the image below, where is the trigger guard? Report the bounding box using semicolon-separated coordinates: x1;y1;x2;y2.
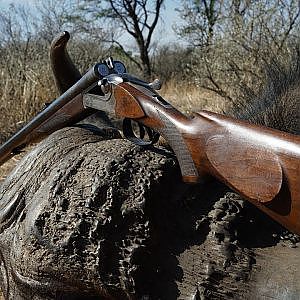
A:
145;126;160;144
122;118;159;146
138;123;146;139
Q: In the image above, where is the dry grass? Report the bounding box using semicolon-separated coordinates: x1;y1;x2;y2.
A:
0;152;27;182
160;79;226;115
0;65;56;142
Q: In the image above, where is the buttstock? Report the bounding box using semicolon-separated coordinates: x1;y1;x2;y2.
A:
205;133;283;203
184;111;300;234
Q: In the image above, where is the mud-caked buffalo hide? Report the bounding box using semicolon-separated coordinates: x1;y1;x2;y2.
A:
0;126;261;299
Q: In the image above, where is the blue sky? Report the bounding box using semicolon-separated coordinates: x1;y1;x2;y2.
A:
0;0;183;45
0;0;36;8
158;0;183;43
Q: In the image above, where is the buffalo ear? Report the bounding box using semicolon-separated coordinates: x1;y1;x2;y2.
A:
206;134;283;203
50;31;82;94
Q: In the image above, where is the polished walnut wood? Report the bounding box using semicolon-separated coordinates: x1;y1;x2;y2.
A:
185;111;300;234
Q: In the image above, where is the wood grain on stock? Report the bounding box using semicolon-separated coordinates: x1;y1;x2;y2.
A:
185;111;300;234
114;83;300;234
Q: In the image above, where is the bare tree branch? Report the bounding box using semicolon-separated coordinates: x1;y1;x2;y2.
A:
77;0;165;78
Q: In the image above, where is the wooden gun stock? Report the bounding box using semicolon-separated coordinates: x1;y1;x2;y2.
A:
113;82;300;234
186;111;300;234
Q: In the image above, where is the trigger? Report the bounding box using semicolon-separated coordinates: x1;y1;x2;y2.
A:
122;118;159;146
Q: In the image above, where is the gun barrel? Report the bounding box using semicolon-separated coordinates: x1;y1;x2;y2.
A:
0;64;102;165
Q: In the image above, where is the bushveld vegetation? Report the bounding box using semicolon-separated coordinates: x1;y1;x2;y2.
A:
0;0;299;143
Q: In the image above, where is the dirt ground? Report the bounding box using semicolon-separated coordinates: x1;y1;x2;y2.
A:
0;144;35;182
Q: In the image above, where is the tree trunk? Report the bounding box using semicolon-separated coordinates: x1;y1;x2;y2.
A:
0;126;299;299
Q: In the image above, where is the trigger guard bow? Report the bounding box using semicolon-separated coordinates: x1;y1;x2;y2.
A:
122;118;160;146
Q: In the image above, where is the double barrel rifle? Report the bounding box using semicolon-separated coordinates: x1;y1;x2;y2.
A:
0;32;300;235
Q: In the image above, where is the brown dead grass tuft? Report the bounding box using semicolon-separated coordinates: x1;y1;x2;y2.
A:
0;152;26;182
160;79;226;115
0;65;56;143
